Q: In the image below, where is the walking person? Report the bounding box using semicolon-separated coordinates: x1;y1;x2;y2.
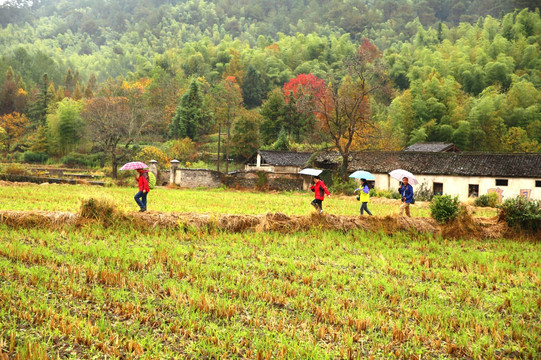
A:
354;178;372;216
398;176;414;217
134;168;150;212
310;176;330;213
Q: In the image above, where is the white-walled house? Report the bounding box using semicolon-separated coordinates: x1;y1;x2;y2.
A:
315;151;541;201
244;150;312;174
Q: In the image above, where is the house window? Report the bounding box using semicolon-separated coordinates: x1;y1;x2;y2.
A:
495;179;508;186
536;180;541;188
367;180;375;189
433;182;443;195
469;184;479;197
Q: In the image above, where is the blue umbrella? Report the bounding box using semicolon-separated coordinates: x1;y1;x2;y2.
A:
349;170;375;180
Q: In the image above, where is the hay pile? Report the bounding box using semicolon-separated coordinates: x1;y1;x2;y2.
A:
0;180;35;186
0;202;515;239
0;210;77;228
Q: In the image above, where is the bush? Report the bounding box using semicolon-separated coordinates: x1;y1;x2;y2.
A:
2;163;29;175
415;182;434;201
137;146;170;168
60;152;102;168
330;175;357;195
369;188;401;199
23;151;48;164
499;196;541;234
474;192;501;207
166;138;198;162
430;195;460;224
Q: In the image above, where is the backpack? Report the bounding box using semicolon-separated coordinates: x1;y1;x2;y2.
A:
148;171;156;190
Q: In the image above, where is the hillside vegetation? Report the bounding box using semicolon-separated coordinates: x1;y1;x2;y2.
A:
0;1;539;176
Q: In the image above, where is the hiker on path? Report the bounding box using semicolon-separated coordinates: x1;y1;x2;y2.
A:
310;175;330;213
135;168;150;212
398;176;414;217
354;178;372;216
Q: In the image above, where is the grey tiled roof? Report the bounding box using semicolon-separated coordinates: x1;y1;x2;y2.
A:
315;151;541;178
248;151;312;167
403;142;458;152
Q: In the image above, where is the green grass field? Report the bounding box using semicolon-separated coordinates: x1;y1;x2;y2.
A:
0;225;539;359
0;184;536;359
0;184;498;218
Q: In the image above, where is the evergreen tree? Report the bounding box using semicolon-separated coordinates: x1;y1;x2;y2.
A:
260;88;286;145
169;79;209;140
28;74;53;128
0;67;17;115
241;65;264;108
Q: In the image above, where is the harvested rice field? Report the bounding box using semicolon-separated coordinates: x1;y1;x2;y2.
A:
0;183;539;359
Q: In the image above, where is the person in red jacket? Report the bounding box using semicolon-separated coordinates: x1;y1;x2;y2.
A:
134;168;150;212
310;176;331;213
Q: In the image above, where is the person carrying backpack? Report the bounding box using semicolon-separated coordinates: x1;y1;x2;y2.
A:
354;178;372;216
134;168;150;212
310;176;331;213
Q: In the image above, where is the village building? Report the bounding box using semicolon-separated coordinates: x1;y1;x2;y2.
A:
315;151;541;201
403;142;461;153
244;150;312;174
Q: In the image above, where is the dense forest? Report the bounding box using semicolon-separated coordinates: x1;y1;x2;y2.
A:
0;0;539;176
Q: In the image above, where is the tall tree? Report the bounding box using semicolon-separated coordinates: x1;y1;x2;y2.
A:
169;79;210;141
231;109;262;160
27;74;53;128
0;112;29;151
83;96;147;178
210;76;243;172
312;39;390;180
53;98;84;154
241;65;264;108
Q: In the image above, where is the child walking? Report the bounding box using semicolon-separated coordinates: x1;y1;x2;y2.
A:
354;178;372;216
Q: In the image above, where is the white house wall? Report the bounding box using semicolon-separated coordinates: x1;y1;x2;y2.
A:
373;173;540;201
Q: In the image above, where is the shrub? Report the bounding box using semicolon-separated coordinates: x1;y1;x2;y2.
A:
137;146;170;168
23;151;48;164
415;182;434;201
430;195;460;224
166;138;198;162
330;175;357;195
60;152;102;168
369;188;401;199
474;192;501;207
256;172;268;189
499;196;541;234
2;163;29;175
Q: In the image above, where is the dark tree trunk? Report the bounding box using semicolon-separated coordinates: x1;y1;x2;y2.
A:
217;122;221;172
225;122;231;174
340;152;349;182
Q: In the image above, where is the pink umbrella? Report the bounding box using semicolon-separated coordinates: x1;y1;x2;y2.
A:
120;161;149;170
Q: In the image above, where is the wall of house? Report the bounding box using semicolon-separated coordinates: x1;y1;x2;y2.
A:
244;164;275;172
225;171;304;191
243;165;301;174
372;173;541;201
171;168;223;188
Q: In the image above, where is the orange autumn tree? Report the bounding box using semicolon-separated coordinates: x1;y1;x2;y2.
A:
313;39;391;180
0;112;29;151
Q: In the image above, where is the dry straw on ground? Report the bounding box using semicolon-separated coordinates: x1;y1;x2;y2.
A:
0;197;512;239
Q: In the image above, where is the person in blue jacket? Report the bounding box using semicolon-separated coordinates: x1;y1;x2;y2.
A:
398;176;414;217
354;178;372;216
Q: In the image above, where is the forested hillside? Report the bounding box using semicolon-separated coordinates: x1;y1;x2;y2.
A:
0;0;539;175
